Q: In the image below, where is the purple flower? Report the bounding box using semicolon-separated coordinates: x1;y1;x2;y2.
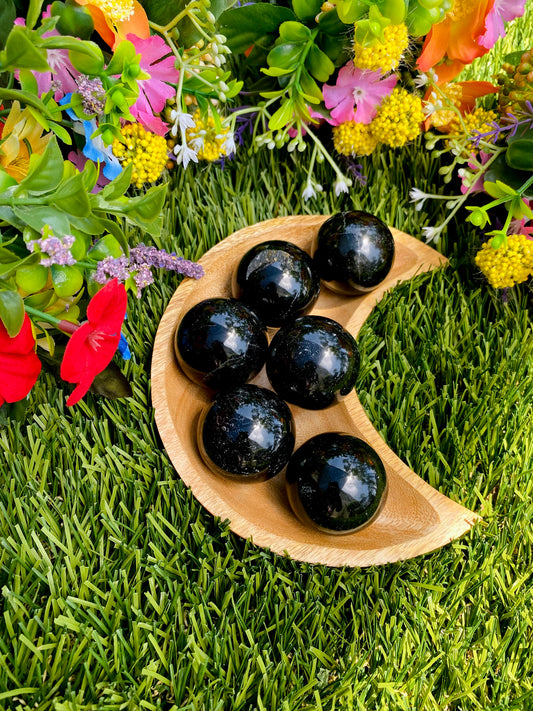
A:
94;245;204;297
322;64;397;126
28;230;76;266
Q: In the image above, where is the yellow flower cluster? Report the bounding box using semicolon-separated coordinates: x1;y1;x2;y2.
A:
90;0;135;23
448;108;497;149
112;123;168;189
332;122;378;157
475;234;533;289
371;88;424;148
332;89;423;157
426;83;463;130
353;23;409;72
186;111;229;162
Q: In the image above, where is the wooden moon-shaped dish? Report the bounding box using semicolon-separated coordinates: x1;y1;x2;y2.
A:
152;215;479;567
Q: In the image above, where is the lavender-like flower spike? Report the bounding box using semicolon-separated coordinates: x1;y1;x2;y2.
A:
94;244;204;297
28;228;76;267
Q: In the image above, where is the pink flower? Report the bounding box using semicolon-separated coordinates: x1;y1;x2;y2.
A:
460;151;491;194
126;34;180;135
322;64;397;126
478;0;527;49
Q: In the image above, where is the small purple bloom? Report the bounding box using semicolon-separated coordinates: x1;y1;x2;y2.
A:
28;231;76;266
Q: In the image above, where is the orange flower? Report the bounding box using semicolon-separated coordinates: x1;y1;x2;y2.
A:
417;0;495;83
423;80;499;131
74;0;149;48
0;102;51;182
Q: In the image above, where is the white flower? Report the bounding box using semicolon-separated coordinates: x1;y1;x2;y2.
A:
222;132;236;156
333;177;351;196
421;225;442;243
409;187;430;211
170;110;195;137
173;143;198;169
413;73;429;89
302;182;322;201
302;184;317;201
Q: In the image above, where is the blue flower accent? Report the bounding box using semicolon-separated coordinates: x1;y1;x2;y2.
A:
118;333;131;360
59;94;122;180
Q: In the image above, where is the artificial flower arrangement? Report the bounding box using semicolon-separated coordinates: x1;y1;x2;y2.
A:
0;0;531;413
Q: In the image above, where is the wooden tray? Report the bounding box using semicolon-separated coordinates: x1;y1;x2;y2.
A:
151;216;479;567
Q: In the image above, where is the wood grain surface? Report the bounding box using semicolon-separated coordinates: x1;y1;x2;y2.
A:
151;215;480;567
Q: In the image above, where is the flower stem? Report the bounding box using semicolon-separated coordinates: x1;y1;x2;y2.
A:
25;306;78;334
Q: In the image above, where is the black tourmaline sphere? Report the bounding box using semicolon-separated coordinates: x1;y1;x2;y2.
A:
197;384;295;480
266;315;360;409
286;432;388;534
232;240;321;328
175;297;268;391
313;211;395;295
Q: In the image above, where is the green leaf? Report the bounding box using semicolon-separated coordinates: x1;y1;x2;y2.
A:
90;362;132;399
2;27;49;72
317;7;345;35
305;43;335;82
0;1;16;51
483;153;531;195
268;42;305;70
18;69;39;95
503;49;529;66
27;0;45;30
279;21;312;43
16;136;64;195
68;42;105;75
269;101;295;131
141;0;227;47
506;139;533;172
12;205;71;236
0;88;55;119
87;234;124;261
0;289;25;337
336;0;368;23
119;183;168;222
292;0;322;23
261;66;294;77
104;39;136;76
483;179;519;199
299;70;323;103
100;164;132;201
218;4;296;54
52;173;91;217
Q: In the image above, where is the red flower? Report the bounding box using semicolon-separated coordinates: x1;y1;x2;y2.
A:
60;279;127;406
0;314;41;406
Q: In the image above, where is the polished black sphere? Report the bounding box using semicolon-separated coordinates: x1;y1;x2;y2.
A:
313;211;395;295
266;315;360;409
197;384;295;481
232;240;321;328
175;298;268;391
286;432;387;533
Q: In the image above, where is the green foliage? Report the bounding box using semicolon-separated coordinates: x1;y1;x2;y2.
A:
219;4;296;54
0;0;16;51
0;141;532;709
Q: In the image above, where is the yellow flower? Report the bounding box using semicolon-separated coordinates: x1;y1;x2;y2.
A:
370;88;424;148
353;23;409;72
333;122;379;157
112;123;168;189
186;111;229;162
448;108;497;150
0;102;52;182
475;234;533;289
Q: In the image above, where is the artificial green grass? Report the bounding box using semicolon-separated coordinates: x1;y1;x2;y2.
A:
1;13;533;711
